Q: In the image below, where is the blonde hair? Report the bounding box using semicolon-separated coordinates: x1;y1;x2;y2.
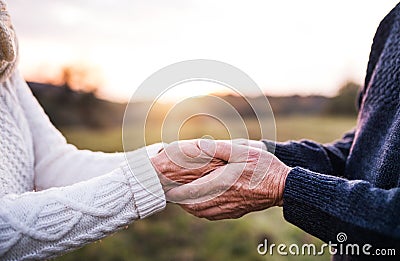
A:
0;0;17;82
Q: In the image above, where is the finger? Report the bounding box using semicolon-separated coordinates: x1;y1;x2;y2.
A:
163;140;212;170
232;138;249;146
198;139;230;161
199;140;259;163
165;164;242;204
233;139;266;150
182;205;224;220
165;166;226;203
179;200;215;214
178;140;202;158
196;206;243;220
165;141;199;160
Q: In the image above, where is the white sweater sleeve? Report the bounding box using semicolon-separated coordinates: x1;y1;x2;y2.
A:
0;73;166;260
0;4;166;259
13;72;134;190
0;154;166;260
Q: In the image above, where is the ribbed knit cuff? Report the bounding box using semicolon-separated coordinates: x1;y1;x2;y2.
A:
282;167;344;242
121;144;166;219
262;140;309;166
262;140;310;167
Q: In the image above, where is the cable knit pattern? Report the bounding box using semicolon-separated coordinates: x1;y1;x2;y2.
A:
0;168;134;259
0;2;166;259
0;71;166;260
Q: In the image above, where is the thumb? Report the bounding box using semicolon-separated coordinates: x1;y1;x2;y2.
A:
198;139;230;162
198;140;253;163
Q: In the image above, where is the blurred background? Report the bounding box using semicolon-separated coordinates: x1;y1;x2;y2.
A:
7;1;400;260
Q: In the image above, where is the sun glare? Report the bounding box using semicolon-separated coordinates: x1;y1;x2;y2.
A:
156;81;232;103
9;0;400;102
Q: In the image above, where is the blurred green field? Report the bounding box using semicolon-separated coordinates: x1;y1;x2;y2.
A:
58;115;356;261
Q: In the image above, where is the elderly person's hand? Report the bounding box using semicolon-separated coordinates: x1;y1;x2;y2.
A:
165;140;291;220
151;139;226;192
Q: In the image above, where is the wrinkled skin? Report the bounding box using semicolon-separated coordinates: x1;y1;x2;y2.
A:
151;139;226;192
166;140;291;220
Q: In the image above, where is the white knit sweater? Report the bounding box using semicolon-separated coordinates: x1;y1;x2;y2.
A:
0;3;166;260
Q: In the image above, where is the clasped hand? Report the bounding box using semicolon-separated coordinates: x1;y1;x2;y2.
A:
150;139;291;220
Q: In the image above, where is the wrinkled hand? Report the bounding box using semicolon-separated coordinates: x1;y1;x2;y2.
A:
166;140;291;220
151;139;226;192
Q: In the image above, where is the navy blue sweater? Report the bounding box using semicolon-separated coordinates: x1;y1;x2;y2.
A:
264;3;400;260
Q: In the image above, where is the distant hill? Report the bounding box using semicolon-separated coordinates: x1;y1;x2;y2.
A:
27;82;358;129
220;94;330;117
28;82;126;129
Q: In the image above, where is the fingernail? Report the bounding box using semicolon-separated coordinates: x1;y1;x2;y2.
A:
199;139;211;152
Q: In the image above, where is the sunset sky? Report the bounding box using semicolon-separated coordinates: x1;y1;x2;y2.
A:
7;0;399;102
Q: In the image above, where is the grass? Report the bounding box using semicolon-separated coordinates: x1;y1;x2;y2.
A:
61;115;356;151
58;115;356;261
275;116;356;143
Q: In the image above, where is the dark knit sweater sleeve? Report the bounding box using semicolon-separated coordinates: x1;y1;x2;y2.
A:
283;167;400;249
262;130;354;177
261;3;400;252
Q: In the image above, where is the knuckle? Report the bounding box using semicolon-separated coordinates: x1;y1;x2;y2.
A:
188;189;197;199
248;149;261;158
